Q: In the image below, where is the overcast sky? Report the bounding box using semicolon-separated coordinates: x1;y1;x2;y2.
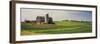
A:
21;8;92;22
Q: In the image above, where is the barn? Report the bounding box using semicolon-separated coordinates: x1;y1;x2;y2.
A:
36;14;54;24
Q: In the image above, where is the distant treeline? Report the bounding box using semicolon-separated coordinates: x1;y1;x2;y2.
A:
22;20;91;23
22;20;36;23
54;20;92;23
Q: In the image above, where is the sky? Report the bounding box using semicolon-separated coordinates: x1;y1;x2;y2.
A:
21;8;92;22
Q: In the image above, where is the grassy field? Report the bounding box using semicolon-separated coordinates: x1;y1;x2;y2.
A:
21;21;92;35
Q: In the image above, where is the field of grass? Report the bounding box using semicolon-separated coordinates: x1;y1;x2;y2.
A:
21;21;92;35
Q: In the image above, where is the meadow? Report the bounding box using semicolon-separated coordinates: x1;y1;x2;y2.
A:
21;21;92;35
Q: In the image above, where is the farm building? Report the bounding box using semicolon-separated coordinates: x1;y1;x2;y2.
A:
36;14;54;24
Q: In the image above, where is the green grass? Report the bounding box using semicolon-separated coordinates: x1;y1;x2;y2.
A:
21;21;92;35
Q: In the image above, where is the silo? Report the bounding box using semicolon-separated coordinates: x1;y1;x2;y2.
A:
45;13;49;23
